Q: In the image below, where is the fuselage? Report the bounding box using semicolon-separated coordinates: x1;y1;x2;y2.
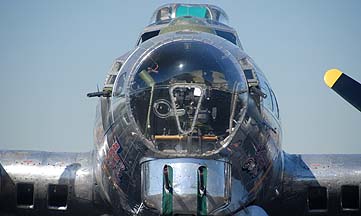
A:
93;4;283;215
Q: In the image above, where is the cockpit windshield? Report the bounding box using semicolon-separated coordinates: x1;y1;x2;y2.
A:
150;4;229;25
128;40;247;155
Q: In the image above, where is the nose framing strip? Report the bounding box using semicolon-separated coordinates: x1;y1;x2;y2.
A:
162;165;173;216
197;166;207;215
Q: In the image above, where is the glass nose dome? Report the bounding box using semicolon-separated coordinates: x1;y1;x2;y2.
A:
129;40;247;155
131;41;243;91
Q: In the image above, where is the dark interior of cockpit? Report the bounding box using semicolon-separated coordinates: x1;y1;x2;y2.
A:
131;88;236;152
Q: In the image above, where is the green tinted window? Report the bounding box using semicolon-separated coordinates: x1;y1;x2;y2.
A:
176;6;207;18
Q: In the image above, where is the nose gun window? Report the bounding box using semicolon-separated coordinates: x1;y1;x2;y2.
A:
104;61;122;94
129;41;247;155
113;73;126;97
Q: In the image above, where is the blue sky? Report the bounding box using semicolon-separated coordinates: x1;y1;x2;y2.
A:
0;0;360;153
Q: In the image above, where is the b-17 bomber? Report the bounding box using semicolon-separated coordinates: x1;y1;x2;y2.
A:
1;3;361;216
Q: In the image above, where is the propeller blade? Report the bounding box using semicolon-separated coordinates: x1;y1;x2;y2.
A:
324;69;361;112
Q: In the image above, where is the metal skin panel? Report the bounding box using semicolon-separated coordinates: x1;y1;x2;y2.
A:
0;151;109;216
262;153;361;216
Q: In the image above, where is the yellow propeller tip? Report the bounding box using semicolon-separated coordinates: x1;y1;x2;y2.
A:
324;69;343;88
